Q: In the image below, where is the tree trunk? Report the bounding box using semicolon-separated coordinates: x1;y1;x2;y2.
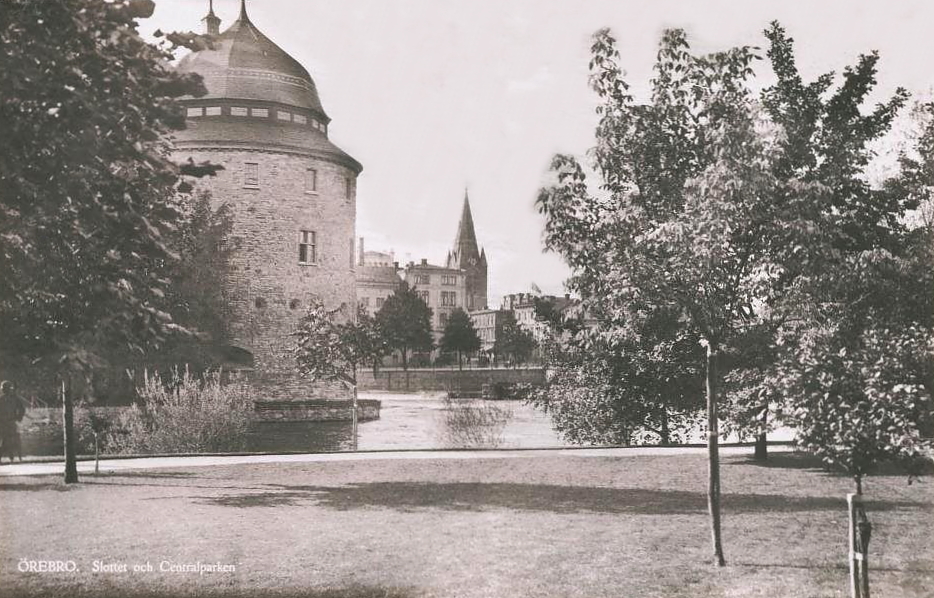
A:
706;343;725;566
754;403;768;462
660;409;670;446
61;379;78;484
351;379;359;452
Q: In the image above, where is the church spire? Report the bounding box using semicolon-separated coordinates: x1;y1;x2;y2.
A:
449;189;480;269
202;0;221;35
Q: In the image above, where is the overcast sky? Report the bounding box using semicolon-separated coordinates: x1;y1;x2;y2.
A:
142;0;934;305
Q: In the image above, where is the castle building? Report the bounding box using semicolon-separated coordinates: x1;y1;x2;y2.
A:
173;1;361;396
446;191;488;311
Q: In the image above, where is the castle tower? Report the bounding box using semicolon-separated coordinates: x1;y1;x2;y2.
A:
445;190;488;311
173;1;361;397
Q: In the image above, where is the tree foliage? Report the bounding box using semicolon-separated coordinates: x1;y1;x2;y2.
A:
375;281;433;371
295;301;385;387
440;308;481;369
0;0;217;374
493;312;536;367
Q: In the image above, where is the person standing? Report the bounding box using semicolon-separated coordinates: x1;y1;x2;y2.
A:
0;381;26;463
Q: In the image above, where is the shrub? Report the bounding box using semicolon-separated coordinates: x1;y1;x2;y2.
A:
438;396;514;448
105;370;255;454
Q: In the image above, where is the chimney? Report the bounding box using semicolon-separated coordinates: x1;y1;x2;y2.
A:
202;0;221;35
421;258;428;266
358;237;365;266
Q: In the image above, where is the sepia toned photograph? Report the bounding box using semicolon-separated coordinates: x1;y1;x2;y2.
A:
0;1;932;596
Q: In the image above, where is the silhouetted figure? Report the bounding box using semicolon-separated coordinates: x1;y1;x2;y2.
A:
0;381;26;463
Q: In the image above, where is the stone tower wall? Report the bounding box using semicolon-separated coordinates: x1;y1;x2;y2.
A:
177;147;357;399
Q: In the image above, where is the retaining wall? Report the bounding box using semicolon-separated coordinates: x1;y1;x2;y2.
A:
357;368;545;392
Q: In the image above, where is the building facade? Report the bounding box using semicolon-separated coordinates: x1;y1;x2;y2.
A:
172;2;361;397
403;259;467;343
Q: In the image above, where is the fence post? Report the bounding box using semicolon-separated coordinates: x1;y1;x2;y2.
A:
847;493;860;598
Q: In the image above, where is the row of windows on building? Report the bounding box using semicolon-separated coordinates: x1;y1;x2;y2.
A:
415;290;458;307
186;105;328;132
414;274;459;286
242;162;355;199
297;230;356;270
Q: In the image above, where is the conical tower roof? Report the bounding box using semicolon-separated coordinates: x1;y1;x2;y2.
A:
447;190;482;269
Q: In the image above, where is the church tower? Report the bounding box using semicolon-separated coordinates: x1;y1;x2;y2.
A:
172;1;361;398
445;191;488;311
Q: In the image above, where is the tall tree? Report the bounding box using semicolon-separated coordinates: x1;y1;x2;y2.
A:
536;27;826;566
375;281;433;371
440;308;481;370
493;312;536;367
722;22;915;462
0;0;215;482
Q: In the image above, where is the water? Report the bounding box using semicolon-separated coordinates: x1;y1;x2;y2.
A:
247;392;571;453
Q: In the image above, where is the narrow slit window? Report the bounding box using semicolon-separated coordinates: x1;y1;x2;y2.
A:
244;162;259;188
304;168;317;193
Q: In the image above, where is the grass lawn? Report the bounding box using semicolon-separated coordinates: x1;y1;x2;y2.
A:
0;451;931;598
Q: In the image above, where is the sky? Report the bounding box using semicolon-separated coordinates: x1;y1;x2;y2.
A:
141;0;934;306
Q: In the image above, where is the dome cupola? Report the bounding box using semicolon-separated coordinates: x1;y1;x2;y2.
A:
177;0;328;122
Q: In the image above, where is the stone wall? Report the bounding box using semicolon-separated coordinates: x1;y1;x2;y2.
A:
178;149;357;375
357;368;545;393
253;399;380;422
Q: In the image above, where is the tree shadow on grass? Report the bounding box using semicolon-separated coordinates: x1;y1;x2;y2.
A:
731;452;934;478
199;482;925;514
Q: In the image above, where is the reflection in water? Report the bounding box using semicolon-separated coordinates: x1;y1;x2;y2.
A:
437;397;514;448
20;393;570;456
249;393;568;453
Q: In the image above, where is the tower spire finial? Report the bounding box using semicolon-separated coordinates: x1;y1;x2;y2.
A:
202;0;221;34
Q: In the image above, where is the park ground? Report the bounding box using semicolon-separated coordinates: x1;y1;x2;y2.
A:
0;450;931;598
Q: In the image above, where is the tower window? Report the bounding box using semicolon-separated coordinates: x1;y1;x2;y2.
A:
244;162;259;188
277;110;291;121
186;107;203;117
304;168;317;193
344;176;354;200
299;230;317;265
251;107;268;118
231;106;248;116
294;114;307;124
289;299;300;310
349;238;355;270
205;106;222;116
254;297;267;309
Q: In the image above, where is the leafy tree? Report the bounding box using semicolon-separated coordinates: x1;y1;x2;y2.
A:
720;22;915;463
138;191;235;371
295;301;384;390
375;281;433;371
533;311;703;447
494;312;536;367
0;0;215;482
535;27;830;566
440;308;481;370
